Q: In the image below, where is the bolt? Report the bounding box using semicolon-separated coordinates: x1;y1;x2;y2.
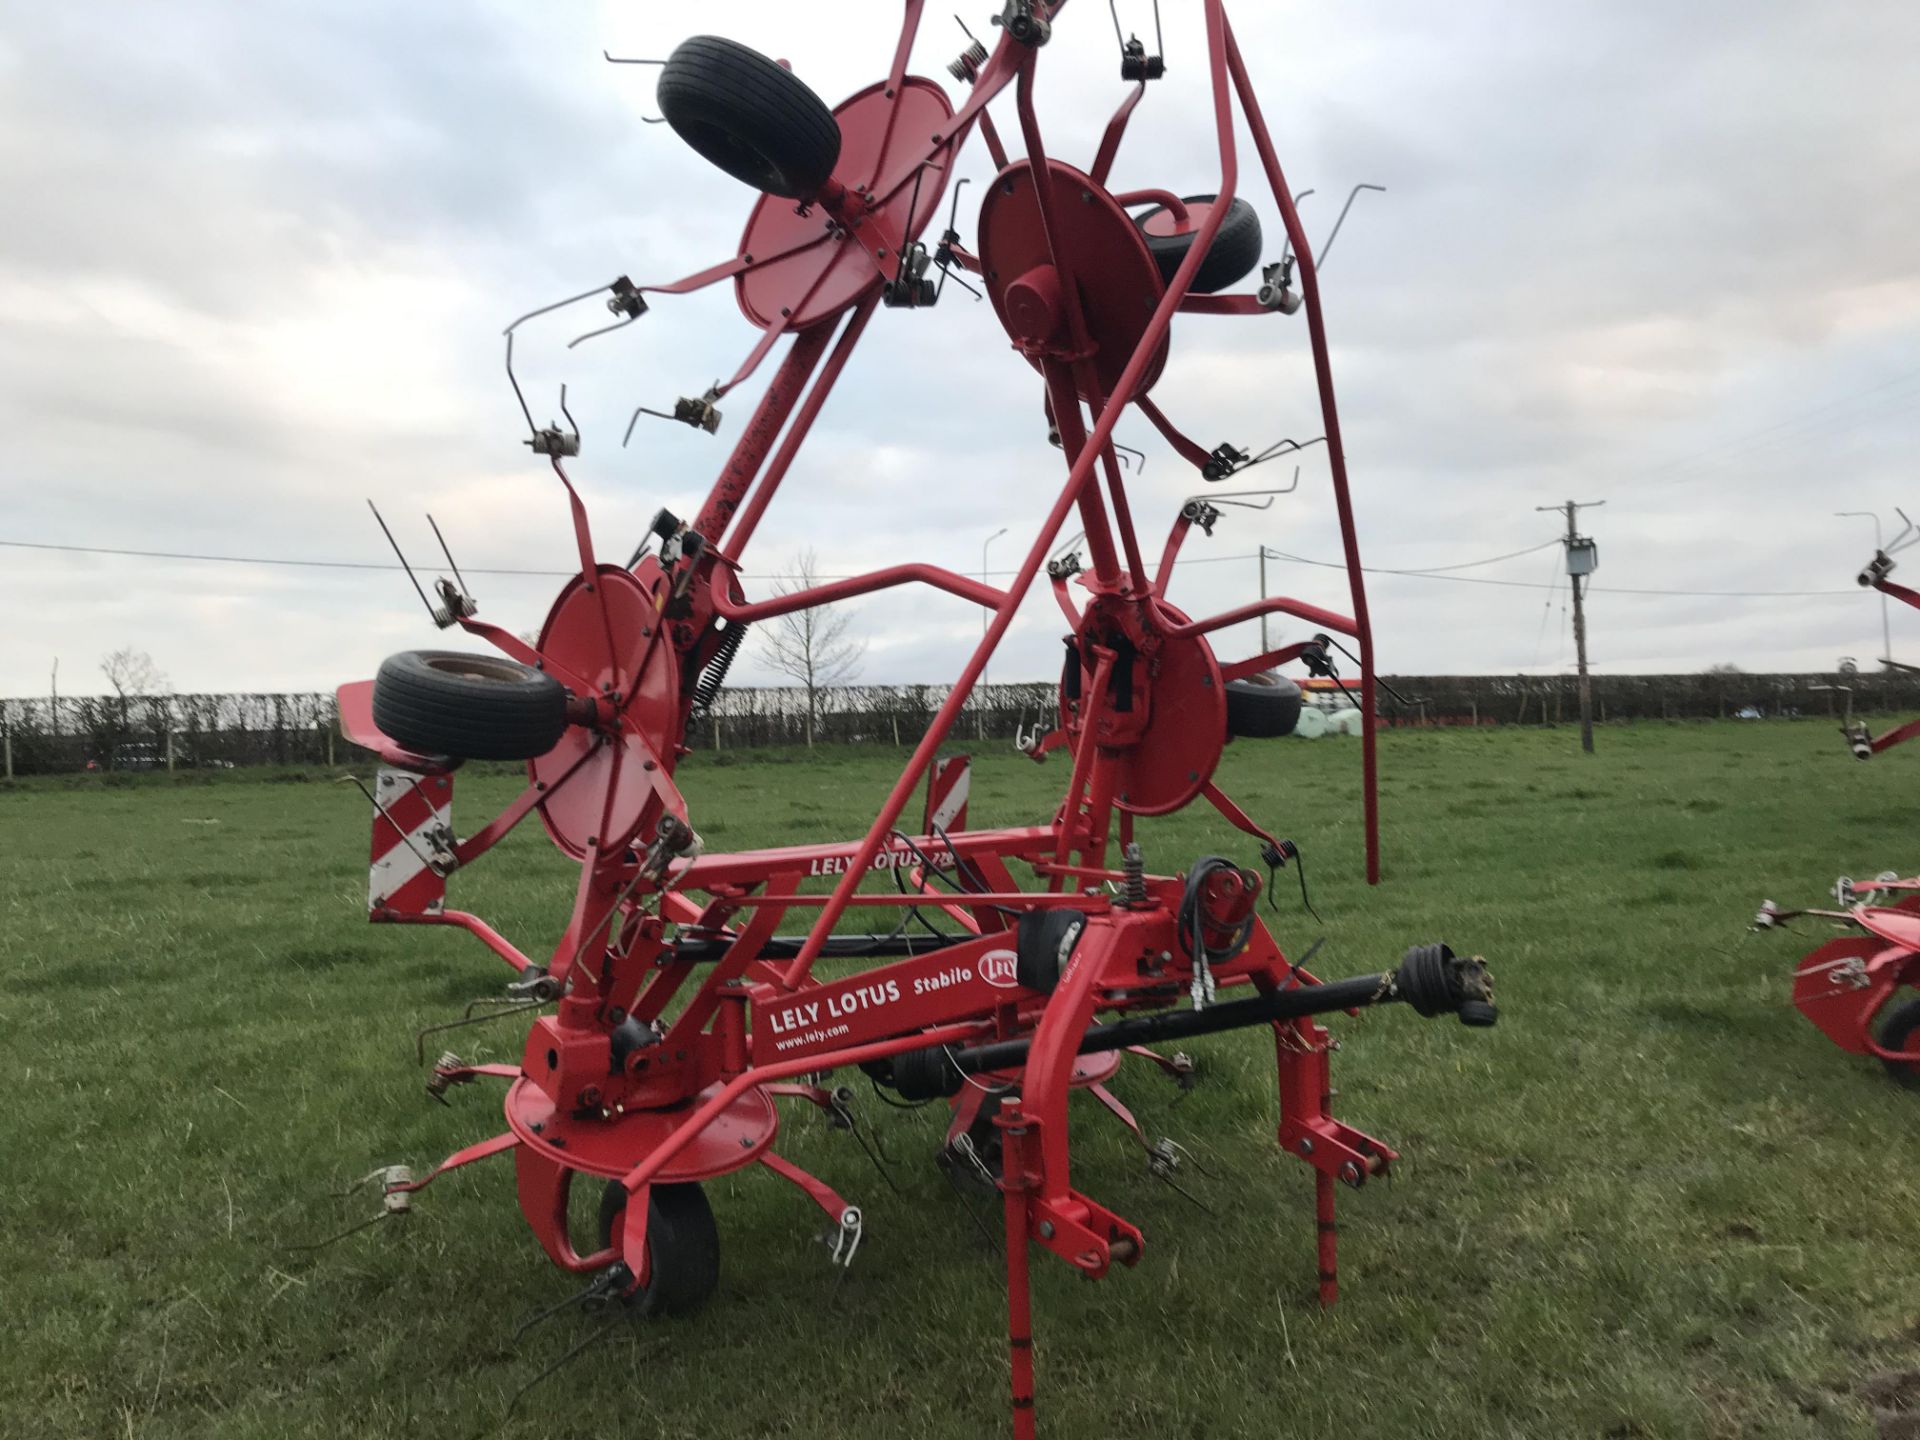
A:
1038;1221;1054;1239
1298;1138;1314;1155
1341;1162;1363;1186
739;1136;753;1149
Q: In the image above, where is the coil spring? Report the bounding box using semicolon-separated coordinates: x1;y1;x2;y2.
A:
947;40;988;81
692;620;748;715
1122;842;1147;907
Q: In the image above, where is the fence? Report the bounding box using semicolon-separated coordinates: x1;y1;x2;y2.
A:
2;672;1911;776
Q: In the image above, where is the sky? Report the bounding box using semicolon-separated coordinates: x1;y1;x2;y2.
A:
2;1;1918;698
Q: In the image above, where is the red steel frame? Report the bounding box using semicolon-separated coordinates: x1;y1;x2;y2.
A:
336;6;1483;1435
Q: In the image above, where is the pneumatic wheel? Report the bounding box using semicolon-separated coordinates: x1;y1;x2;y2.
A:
372;650;568;761
1877;997;1920;1090
597;1180;721;1316
657;36;842;199
1133;193;1264;294
1225;672;1304;738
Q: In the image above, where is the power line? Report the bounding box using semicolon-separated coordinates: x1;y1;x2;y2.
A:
0;535;1861;597
1630;362;1920;485
0;538;577;578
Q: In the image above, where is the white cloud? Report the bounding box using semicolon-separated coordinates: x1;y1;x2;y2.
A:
3;0;1918;697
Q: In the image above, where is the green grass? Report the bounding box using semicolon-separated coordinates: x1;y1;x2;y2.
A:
2;722;1917;1439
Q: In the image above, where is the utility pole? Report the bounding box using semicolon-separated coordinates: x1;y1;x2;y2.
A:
1258;546;1270;653
1535;499;1605;753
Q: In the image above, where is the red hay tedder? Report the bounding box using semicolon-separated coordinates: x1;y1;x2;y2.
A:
1749;513;1920;1089
330;4;1498;1431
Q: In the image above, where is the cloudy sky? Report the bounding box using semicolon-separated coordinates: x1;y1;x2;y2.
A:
3;1;1918;698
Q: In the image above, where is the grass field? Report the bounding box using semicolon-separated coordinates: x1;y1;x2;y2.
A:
3;721;1917;1439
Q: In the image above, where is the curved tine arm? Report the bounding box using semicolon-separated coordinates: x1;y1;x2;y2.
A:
1112;188;1190;223
1876;576;1920;614
885;0;925;97
1220;640;1315;683
869;22;1023;203
710;562;1007;625
1135;394;1215;469
1154;509;1195;596
1166;593;1358;642
1091;81;1147;185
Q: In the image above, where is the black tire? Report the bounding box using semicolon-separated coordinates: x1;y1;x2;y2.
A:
371;650;567;761
1015;909;1087;993
1225;672;1304;738
1877;997;1920;1090
657;36;841;199
1133;194;1263;294
597;1180;721;1316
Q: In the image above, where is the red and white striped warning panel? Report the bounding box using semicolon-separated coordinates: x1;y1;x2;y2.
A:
923;753;971;835
368;768;454;917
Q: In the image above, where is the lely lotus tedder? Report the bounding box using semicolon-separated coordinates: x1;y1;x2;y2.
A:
1745;512;1920;1090
329;4;1497;1431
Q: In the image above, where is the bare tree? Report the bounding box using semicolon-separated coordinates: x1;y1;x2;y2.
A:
759;550;865;746
101;648;170;701
101;648;171;739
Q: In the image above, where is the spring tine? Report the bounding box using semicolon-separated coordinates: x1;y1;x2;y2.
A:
502;282;622;338
1318;183;1386;269
503;331;539;439
425;513;471;598
503;1318;652;1419
286;1210;389;1252
366;501;441;623
414;997;548;1066
601;52;669;122
567;311;643;349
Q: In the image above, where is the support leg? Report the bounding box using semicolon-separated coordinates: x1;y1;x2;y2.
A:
1002;1180;1037;1440
1316;1170;1338;1307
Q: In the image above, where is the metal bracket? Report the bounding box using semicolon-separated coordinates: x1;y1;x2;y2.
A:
994;0;1052;47
627;386;723;441
826;1205;865;1268
1256;259;1301;314
1111;0;1166;81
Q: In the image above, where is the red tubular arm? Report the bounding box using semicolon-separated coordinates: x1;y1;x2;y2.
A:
1135;394;1216;471
1167;594;1358;640
1221;640;1315;682
1090;83;1145;185
1875;577;1920;613
711;563;1005;624
1224;16;1382;884
777;0;1246;990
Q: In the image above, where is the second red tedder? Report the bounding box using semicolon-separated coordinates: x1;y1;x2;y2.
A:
330;5;1498;1432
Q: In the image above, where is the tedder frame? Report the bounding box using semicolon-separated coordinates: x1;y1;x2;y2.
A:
332;4;1498;1433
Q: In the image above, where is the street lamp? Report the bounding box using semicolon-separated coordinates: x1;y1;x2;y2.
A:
981;526;1008;687
1836;510;1892;667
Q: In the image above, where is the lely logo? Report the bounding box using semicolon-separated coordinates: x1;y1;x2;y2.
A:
978;950;1020;989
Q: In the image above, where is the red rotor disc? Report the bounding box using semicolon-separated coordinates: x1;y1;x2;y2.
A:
977;160;1168;402
531;560;682;860
736;77;953;331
